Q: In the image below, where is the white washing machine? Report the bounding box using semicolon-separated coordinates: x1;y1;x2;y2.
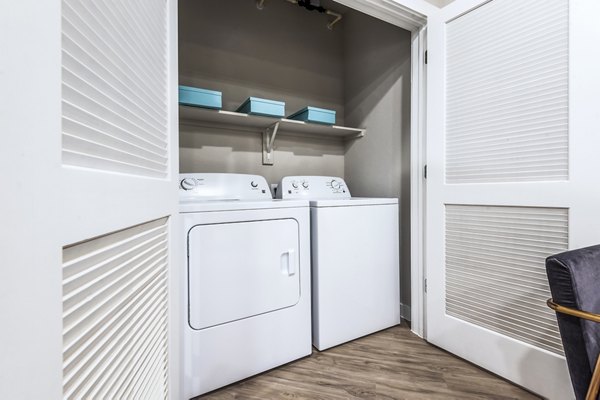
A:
179;173;312;398
277;176;400;351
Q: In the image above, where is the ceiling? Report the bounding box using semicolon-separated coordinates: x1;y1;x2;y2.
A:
421;0;455;7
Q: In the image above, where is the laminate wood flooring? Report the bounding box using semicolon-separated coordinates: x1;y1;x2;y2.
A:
198;323;540;400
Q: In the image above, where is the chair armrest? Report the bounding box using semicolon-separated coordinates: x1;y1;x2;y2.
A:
547;299;600;323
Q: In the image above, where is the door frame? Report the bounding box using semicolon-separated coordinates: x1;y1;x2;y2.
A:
168;1;181;399
409;25;427;338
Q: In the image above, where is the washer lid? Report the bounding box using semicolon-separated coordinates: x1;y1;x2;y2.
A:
179;199;308;213
309;197;398;207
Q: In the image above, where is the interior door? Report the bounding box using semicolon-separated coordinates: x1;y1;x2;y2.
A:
1;1;179;399
425;0;600;398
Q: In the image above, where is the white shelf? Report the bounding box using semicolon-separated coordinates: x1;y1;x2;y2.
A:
179;105;366;140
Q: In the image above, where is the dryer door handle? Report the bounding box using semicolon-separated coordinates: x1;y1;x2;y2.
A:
281;249;296;276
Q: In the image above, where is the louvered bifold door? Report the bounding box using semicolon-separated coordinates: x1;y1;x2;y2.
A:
61;0;168;177
426;0;600;399
445;1;569;184
1;0;175;398
62;219;169;400
59;0;176;399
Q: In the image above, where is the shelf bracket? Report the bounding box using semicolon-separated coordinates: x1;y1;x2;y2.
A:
262;121;280;165
326;10;342;30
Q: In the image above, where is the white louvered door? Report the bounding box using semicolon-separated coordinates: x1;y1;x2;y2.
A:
59;0;179;398
426;0;600;398
0;1;178;399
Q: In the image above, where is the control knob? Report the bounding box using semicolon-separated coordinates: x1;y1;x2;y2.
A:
180;178;197;190
250;181;258;188
302;181;309;189
330;179;341;190
292;182;299;189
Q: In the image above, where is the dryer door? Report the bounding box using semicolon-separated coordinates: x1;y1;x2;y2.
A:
188;218;301;330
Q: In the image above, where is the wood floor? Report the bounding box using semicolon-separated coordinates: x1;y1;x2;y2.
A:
198;323;540;400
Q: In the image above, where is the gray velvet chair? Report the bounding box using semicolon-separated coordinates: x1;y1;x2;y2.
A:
546;245;600;400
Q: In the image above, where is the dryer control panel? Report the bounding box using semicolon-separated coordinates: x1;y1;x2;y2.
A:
276;176;351;199
179;173;271;202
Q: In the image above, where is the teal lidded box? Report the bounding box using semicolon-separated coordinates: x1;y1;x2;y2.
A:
236;97;285;118
287;106;336;125
179;85;222;109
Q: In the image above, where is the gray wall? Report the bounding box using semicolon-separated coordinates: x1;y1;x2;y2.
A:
179;1;413;311
179;0;347;183
179;0;345;121
342;12;412;312
179;124;345;183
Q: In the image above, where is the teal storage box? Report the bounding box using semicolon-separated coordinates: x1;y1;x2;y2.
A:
287;106;336;125
236;97;285;118
179;85;222;109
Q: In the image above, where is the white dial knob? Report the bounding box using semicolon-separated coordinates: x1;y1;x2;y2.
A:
292;182;299;189
302;181;309;189
251;181;258;188
330;179;341;189
180;178;197;190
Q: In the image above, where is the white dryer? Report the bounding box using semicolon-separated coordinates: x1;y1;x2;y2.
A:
179;173;312;398
277;176;400;351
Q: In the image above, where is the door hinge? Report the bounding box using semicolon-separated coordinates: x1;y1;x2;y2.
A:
424;164;428;179
425;50;428;65
424;278;428;293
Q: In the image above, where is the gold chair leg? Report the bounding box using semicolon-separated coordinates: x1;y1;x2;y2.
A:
586;355;600;400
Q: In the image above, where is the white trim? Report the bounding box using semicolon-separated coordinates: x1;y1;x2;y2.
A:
410;27;427;338
333;0;431;31
0;2;63;398
168;0;181;399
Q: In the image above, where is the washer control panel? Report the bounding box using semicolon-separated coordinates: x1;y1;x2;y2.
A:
276;176;351;199
179;173;271;202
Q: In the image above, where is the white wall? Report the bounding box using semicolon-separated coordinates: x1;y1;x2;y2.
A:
343;11;413;313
